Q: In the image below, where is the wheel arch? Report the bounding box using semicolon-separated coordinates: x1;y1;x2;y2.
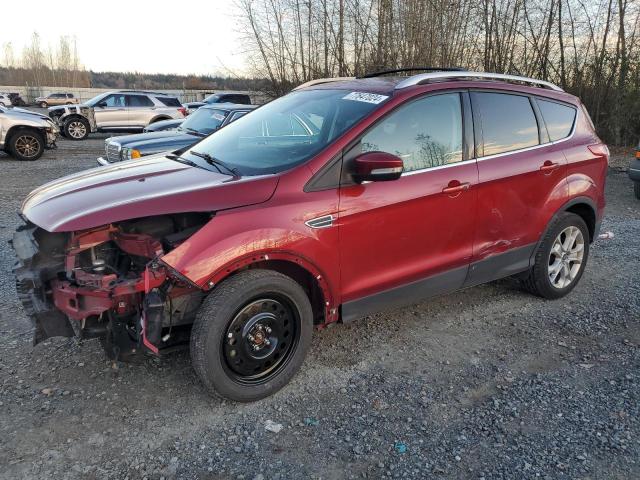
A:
149;115;171;124
5;125;44;144
529;196;598;266
556;196;597;242
204;252;337;326
62;113;88;123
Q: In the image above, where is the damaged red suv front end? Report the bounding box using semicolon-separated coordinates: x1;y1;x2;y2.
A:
12;154;278;359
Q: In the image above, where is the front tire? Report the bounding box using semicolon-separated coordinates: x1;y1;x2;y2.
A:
190;269;313;402
40;101;48;108
8;129;44;161
63;117;90;140
522;212;590;299
634;181;640;200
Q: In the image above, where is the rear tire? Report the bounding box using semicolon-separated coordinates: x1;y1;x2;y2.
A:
63;117;90;140
8;129;44;161
190;269;313;402
522;212;589;299
634;181;640;200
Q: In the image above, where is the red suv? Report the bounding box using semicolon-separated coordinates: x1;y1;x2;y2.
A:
13;70;608;402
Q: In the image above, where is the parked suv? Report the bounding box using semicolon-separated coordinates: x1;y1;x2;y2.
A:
48;90;186;140
98;103;257;165
35;93;78;108
184;92;252;113
12;71;607;402
0;105;58;160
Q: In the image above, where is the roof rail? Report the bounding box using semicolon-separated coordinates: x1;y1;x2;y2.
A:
360;66;466;78
293;77;356;90
115;89;171;95
395;71;563;91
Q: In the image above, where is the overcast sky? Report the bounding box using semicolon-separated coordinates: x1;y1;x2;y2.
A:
1;0;247;76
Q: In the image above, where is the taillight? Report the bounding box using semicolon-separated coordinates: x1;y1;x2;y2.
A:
588;143;609;160
178;107;187;117
635;150;640;159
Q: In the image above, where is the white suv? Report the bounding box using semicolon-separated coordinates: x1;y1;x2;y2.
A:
48;90;187;140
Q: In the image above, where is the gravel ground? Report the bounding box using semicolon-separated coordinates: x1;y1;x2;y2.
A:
0;129;638;480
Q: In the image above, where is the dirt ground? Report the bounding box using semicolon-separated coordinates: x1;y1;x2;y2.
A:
0;128;638;480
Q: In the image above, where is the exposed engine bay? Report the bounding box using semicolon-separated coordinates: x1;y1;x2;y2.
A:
12;213;210;360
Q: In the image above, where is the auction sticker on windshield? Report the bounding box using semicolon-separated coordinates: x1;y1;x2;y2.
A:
342;92;389;104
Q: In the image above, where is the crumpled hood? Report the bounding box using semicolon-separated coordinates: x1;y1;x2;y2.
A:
111;131;200;155
3;107;51;122
22;154;278;232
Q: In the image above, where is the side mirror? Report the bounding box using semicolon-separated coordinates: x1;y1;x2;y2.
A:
97;101;107;108
352;151;403;183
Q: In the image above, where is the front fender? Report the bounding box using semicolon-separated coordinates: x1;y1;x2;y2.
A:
160;193;341;312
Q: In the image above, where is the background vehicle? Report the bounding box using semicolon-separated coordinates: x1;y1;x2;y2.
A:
629;142;640;199
184;92;252;113
48;90;187;140
12;70;607;402
0;105;58;160
0;93;11;107
143;118;184;132
98;103;257;165
35;93;78;108
8;93;27;106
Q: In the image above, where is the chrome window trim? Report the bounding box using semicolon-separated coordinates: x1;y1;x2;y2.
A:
398;106;578;176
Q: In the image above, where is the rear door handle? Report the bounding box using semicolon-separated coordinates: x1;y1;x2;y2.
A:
540;161;560;172
442;182;471;194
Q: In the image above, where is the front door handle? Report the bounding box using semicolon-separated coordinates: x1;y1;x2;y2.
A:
540;161;560;172
442;181;471;195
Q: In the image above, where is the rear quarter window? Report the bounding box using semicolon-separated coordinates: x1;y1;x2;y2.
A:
537;99;577;141
156;97;182;107
473;92;539;156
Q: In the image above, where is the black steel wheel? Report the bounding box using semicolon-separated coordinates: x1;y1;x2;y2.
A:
222;297;300;384
9;129;44;161
190;269;313;402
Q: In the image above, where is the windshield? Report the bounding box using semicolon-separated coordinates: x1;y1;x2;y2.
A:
181;89;387;175
85;92;110;107
179;107;228;135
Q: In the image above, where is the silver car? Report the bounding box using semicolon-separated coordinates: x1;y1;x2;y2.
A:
48;90;186;140
0;106;58;160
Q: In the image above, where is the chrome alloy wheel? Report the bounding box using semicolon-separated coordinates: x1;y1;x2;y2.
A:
548;226;585;289
67;121;87;139
14;134;41;158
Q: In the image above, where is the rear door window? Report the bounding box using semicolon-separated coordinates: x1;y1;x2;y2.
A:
127;95;154;107
473;92;539;156
537;99;577;141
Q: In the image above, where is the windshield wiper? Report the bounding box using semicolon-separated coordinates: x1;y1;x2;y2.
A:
190;150;241;177
185;127;206;137
166;153;199;168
